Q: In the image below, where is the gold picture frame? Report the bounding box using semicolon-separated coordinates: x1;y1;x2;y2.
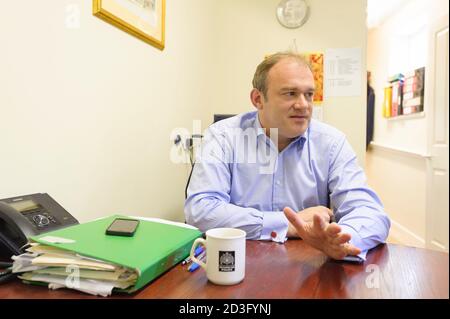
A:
93;0;165;50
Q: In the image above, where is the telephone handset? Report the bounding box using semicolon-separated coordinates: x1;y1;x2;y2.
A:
0;193;79;259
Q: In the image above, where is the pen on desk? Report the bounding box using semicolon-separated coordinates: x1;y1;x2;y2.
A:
188;262;200;272
182;246;204;265
188;251;206;272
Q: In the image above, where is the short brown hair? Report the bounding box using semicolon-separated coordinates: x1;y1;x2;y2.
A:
252;52;312;99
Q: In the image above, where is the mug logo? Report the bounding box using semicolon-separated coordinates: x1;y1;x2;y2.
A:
218;251;235;272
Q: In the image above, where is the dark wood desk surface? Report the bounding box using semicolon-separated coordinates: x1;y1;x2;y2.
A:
0;241;448;299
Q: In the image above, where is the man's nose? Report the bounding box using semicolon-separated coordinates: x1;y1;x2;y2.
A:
293;94;309;109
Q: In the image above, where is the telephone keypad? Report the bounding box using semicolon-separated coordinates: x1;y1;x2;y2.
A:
33;215;49;227
23;209;61;228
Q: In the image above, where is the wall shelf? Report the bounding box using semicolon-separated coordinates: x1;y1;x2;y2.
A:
386;111;426;121
369;141;431;159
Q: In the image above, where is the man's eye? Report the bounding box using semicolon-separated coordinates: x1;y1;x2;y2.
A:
284;91;296;96
305;92;314;99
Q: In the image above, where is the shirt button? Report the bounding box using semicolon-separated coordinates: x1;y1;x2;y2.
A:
271;231;277;239
276;181;281;186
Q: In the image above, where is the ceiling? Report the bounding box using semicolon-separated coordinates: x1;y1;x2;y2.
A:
366;0;411;29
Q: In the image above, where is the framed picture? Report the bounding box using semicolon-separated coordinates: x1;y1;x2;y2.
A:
93;0;165;50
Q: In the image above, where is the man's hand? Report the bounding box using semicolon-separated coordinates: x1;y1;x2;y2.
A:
286;206;333;238
284;206;361;260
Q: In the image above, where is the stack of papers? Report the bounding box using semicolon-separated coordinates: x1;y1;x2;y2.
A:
10;215;202;296
12;243;137;297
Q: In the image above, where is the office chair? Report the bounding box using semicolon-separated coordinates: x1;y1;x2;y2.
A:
213;114;236;123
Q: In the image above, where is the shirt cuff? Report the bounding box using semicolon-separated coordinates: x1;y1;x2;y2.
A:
259;211;288;243
339;224;368;261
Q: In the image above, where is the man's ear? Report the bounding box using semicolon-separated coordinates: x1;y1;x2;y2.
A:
250;88;264;110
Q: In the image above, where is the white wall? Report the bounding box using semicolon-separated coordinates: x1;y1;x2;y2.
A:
1;0;368;223
366;0;449;247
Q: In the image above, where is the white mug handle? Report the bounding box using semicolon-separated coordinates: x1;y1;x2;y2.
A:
190;238;207;270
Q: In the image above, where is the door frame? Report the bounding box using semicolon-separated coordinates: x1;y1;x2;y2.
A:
425;14;449;252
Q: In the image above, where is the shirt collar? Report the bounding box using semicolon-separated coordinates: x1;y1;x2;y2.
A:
253;113;267;137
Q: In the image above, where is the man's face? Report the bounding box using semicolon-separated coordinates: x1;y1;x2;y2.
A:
253;58;315;144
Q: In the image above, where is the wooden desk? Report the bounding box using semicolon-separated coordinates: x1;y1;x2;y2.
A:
0;241;448;299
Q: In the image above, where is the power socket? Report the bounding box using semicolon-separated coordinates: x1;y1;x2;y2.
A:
174;134;182;145
186;137;193;148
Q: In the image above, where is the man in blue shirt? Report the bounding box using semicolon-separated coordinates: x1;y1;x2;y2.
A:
185;52;390;261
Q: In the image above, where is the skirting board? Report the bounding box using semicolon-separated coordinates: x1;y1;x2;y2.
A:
388;219;426;248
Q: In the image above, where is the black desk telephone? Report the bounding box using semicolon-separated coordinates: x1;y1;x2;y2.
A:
0;193;79;259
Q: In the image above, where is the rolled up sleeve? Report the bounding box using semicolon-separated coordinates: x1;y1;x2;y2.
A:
328;136;391;258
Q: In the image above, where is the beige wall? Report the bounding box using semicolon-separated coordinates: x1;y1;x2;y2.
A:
366;147;427;246
0;0;368;223
0;0;216;222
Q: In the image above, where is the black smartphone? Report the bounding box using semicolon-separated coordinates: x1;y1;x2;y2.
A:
105;218;140;237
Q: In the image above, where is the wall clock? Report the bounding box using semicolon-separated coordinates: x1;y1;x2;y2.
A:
276;0;310;29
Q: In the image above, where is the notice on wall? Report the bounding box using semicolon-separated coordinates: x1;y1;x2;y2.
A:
312;106;323;121
324;48;362;97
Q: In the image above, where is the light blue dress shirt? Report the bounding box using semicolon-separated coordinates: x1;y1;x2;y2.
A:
185;111;390;260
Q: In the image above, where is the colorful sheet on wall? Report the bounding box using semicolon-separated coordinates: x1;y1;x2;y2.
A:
305;52;324;104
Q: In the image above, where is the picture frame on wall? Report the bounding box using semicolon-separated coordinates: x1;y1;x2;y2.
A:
93;0;165;50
